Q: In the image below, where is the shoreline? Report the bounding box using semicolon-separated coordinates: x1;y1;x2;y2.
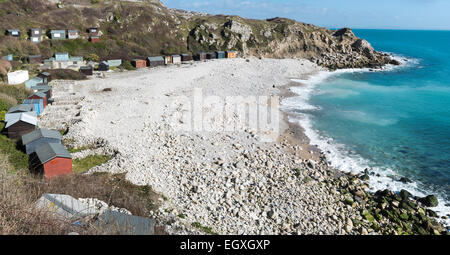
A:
39;57;447;234
280;58;450;228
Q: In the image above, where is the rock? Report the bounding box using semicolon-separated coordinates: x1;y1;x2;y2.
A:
351;39;374;57
418;195;439;207
332;28;355;38
360;174;370;181
426;209;438;218
399;177;412;184
399;189;412;201
389;59;401;66
267;210;278;220
360;227;369;235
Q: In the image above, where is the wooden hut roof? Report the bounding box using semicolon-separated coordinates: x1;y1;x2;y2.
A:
34;143;72;164
7;104;33;114
29;91;47;98
5;113;37;128
5;111;37;123
147;56;164;62
31;85;51;91
22;129;62;145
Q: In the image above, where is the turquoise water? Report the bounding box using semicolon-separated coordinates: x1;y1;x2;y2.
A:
285;30;450;215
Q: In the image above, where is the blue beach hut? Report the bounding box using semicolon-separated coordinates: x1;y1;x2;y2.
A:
216;51;226;59
2;54;13;61
55;52;69;62
23;99;44;115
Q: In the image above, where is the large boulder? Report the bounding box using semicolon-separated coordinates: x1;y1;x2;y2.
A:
352;39;375;57
418;195;439;207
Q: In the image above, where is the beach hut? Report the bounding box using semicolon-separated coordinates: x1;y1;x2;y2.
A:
4;113;37;141
67;30;79;39
181;53;192;62
23;99;44;115
5;111;37;124
80;66;93;76
25;77;44;89
30;36;41;43
30;28;43;43
147;56;165;67
28;91;48;107
216;51;226;59
6;29;20;38
51;30;66;40
31;85;52;99
226;51;238;58
29;143;72;179
132;59;147;68
37;72;51;83
206;52;217;60
55;52;69;62
106;59;122;67
98;61;109;71
172;55;181;64
88;28;99;34
7;70;29;85
164;56;172;65
7;104;33;114
28;55;42;64
195;52;207;61
2;54;13;61
30;28;42;37
22;129;63;155
90;36;100;43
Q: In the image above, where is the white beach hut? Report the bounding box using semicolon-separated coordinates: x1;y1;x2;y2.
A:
7;70;29;85
172;55;182;64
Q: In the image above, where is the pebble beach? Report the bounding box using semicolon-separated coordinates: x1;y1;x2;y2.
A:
38;58;447;235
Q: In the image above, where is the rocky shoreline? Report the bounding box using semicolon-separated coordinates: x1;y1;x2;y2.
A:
279;70;448;235
40;58;447;235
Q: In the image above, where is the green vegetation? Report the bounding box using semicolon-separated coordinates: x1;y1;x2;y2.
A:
72;154;112;174
47;69;87;81
121;61;136;71
0;85;32;104
0;122;29;172
67;145;95;153
0;85;33;172
191;222;218;235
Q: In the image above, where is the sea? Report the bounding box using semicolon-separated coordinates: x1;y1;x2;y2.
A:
281;29;450;223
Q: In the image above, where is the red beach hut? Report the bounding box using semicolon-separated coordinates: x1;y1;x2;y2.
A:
28;91;48;107
29;143;72;179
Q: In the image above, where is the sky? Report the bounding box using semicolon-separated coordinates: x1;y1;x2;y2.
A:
161;0;450;30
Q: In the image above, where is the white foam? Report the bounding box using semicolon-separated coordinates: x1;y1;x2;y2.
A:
281;56;450;227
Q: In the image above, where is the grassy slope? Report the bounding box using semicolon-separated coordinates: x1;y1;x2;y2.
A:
0;0;334;63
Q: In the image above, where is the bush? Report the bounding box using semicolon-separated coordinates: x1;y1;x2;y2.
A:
121;61;136;71
0;123;29;172
0;84;33;103
47;69;87;80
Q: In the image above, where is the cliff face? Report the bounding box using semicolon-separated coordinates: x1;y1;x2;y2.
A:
0;0;396;69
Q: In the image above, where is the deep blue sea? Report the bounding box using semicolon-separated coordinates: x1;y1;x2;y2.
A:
282;29;450;219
